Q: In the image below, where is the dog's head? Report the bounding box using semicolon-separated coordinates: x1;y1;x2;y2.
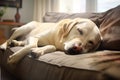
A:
58;18;102;55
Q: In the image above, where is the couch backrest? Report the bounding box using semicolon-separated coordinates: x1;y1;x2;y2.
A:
43;12;103;27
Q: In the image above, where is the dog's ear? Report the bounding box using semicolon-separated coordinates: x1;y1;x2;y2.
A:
62;21;79;37
58;19;79;42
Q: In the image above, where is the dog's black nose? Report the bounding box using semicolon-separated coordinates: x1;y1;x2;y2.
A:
72;46;83;52
66;46;83;55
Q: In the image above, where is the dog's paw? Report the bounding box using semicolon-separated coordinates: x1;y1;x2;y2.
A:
31;48;45;58
7;55;19;65
0;42;8;50
10;40;19;47
11;40;25;47
30;52;40;58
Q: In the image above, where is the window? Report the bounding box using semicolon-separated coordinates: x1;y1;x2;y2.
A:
59;0;86;13
97;0;120;12
58;0;120;13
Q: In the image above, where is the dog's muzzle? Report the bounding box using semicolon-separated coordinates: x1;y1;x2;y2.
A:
66;45;83;55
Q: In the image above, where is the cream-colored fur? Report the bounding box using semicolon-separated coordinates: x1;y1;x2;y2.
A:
0;18;102;64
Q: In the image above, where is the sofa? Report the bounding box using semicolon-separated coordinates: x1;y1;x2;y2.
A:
0;5;120;80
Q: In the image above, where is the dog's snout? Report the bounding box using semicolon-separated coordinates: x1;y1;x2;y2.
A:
66;43;83;55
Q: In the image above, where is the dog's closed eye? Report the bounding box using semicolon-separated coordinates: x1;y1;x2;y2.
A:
88;40;94;45
77;28;83;35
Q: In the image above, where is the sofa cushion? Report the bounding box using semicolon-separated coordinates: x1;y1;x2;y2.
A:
0;47;106;80
1;47;120;80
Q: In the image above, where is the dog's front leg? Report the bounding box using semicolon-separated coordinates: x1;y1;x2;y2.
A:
31;45;56;58
8;37;38;64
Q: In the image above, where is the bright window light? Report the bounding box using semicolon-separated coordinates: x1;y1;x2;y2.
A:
97;0;120;12
59;0;86;13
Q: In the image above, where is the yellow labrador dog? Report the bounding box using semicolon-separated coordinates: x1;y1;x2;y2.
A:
0;18;102;64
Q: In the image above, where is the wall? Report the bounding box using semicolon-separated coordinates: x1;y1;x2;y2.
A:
2;0;34;23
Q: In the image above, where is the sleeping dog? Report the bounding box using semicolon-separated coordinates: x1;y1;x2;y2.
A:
0;18;102;64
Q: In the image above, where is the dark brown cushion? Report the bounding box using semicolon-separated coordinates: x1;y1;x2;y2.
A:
99;5;120;50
